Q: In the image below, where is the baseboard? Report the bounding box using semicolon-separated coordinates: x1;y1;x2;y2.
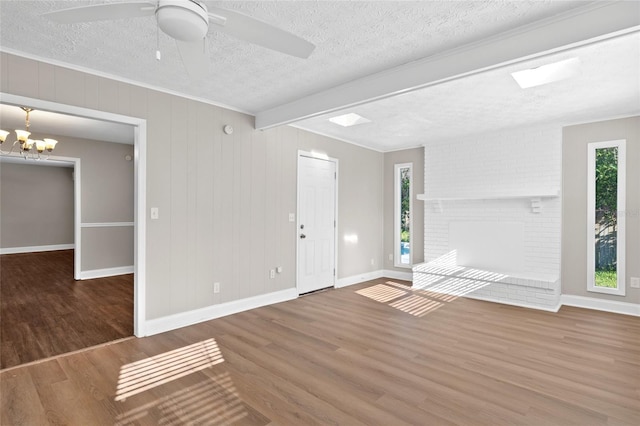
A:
144;288;299;336
335;269;415;288
79;265;134;280
464;293;562;313
0;244;74;255
336;270;384;288
382;269;413;282
561;294;640;316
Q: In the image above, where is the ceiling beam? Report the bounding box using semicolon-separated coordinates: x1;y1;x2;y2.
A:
255;1;640;130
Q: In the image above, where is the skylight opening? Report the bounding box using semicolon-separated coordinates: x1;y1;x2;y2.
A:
328;112;371;127
511;57;581;89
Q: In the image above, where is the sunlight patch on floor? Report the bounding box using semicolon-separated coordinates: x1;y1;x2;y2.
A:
389;294;443;317
115;372;247;425
356;283;408;303
355;281;448;318
115;338;224;402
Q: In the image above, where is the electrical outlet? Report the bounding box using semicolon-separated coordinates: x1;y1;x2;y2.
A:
389;254;393;261
289;213;295;222
370;258;375;266
213;282;220;293
269;269;275;279
276;266;282;273
630;277;640;289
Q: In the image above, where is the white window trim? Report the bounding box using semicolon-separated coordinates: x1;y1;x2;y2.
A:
394;163;413;269
587;140;626;296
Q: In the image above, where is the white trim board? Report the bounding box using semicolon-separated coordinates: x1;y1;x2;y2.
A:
335;269;413;288
561;294;640;317
79;266;134;280
81;222;135;228
0;244;74;255
464;293;562;313
144;288;298;337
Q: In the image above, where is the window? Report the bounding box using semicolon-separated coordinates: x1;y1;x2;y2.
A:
587;140;626;295
394;163;412;268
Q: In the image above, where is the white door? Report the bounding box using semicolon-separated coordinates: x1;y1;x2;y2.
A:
297;154;336;294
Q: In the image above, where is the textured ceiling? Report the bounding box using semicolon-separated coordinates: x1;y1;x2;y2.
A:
294;32;640;151
0;1;637;152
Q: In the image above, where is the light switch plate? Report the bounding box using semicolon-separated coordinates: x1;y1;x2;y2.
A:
289;213;295;222
150;207;159;220
630;277;640;289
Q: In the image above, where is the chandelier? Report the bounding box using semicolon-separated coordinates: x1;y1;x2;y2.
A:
0;107;59;160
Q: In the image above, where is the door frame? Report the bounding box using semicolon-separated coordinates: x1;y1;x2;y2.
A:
1;92;147;337
296;150;339;294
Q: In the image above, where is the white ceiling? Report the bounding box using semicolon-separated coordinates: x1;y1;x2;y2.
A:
0;1;638;151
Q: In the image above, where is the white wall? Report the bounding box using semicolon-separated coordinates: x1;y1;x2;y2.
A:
421;126;562;309
0;52;384;322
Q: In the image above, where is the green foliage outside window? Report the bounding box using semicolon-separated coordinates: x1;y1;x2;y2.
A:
594;147;618;287
401;169;410;242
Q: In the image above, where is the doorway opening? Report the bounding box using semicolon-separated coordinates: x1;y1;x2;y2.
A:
0;92;147;369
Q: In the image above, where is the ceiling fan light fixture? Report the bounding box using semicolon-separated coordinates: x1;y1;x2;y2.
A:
156;0;209;42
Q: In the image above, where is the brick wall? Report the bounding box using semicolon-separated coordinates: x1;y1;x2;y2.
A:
418;126;562;310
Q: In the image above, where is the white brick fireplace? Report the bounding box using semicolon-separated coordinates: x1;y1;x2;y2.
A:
413;126;562;310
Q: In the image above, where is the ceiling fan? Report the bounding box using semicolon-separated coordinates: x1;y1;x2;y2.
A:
43;0;316;80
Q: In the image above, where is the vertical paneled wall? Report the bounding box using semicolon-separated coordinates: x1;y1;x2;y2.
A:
0;52;384;320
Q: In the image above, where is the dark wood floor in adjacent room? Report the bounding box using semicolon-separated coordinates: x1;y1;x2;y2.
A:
0;250;133;370
2;277;639;425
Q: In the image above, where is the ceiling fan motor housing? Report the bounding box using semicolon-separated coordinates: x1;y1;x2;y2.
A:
156;0;209;42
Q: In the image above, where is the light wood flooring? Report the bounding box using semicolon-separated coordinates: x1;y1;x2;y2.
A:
0;250;133;370
1;277;639;425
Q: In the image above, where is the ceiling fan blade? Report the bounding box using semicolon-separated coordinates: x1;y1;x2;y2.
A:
43;1;156;24
208;7;315;59
175;39;210;82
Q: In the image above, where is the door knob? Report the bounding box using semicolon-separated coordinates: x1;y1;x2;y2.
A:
300;233;306;239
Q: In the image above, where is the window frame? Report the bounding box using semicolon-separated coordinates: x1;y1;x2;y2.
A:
587;139;626;296
394;162;413;269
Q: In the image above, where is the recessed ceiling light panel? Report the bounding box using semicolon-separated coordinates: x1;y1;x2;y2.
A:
511;57;581;89
328;113;371;127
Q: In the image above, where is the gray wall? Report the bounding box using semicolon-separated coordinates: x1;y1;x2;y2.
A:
562;116;639;304
0;52;384;320
35;134;135;224
1;128;134;271
0;162;74;248
383;147;424;272
46;134;135;272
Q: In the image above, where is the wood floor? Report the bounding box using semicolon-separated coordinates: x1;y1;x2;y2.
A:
0;250;133;370
2;277;639;425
